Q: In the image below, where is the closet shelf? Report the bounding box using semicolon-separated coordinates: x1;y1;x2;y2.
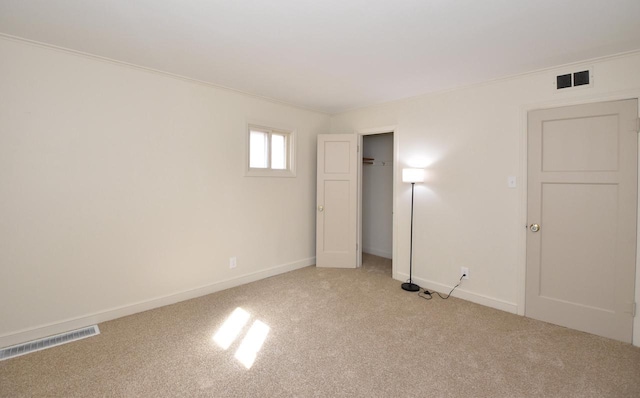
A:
363;157;390;166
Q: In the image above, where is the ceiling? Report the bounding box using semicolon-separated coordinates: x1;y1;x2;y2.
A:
1;0;639;114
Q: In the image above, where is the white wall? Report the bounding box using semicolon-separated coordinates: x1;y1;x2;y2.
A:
0;37;330;347
362;134;393;258
331;51;640;345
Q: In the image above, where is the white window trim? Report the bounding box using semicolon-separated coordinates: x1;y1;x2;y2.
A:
245;122;296;177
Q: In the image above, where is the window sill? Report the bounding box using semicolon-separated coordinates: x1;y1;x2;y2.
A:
245;168;297;178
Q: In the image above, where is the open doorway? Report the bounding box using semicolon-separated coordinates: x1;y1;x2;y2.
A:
359;132;394;276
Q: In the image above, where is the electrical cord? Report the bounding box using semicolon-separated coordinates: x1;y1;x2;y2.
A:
418;274;465;300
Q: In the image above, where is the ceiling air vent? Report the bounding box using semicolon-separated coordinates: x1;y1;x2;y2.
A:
555;69;591;90
0;325;100;361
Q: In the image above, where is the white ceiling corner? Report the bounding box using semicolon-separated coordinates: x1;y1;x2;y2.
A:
1;0;639;114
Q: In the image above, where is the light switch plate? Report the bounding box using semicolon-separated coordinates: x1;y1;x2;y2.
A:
507;176;517;188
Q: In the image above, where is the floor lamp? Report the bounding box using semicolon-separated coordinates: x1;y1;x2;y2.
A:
401;168;425;292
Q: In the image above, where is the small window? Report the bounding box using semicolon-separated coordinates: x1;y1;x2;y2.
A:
246;124;295;177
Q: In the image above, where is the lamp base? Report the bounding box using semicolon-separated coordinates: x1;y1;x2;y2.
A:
401;282;420;292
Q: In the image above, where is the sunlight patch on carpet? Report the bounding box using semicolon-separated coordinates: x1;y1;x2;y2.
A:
212;307;271;369
212;307;250;350
235;320;270;369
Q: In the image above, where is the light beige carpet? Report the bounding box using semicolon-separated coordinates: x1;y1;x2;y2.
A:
1;253;639;397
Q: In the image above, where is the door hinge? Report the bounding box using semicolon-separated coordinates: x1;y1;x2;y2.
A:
636;118;640;133
357;145;360;153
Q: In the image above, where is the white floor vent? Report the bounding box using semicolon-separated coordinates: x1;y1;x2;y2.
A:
0;325;100;361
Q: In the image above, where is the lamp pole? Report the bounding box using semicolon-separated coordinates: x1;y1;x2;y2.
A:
402;181;420;292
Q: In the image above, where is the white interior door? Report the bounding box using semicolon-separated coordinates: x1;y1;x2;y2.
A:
316;134;357;268
526;99;638;343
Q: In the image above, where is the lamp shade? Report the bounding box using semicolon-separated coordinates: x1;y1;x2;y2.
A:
402;168;425;183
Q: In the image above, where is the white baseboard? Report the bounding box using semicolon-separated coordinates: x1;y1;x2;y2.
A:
396;272;518;314
362;247;392;259
0;257;315;349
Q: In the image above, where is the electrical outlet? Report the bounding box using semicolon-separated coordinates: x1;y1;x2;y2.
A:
461;267;469;280
229;257;237;269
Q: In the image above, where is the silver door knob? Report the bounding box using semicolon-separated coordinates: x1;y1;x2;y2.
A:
530;223;540;232
318;205;324;212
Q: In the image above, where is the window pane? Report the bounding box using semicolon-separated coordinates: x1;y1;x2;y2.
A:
271;134;286;170
250;130;268;168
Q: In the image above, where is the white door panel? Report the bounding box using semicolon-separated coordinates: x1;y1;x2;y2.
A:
316;134;357;268
526;99;638;343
